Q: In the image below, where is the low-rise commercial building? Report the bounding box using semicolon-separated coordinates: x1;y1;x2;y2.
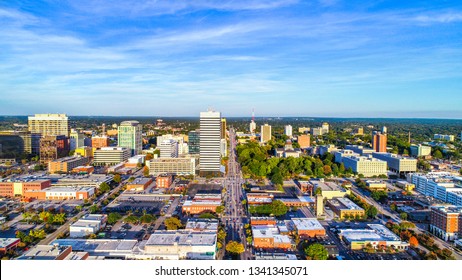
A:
0;179;51;197
338;224;409;250
250;217;277;226
185;219;219;232
18;244;73;260
126;178;153;191
365;180;387;191
252;225;293;250
247;193;274;205
69;214;107;238
124;155;146;168
144;230;217;260
327;197;365;219
48;156;90;174
24;186;95;200
0;238;20;254
279;196;314;207
182;194;222;214
396;180;415;192
146;158;196;176
72;166;94;174
291;218;325;238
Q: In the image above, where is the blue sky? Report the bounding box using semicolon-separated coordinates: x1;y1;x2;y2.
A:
1;0;462;118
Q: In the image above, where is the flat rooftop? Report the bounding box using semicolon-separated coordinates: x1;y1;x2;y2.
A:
291;218;324;231
128;178;152;185
252;225;279;238
146;231;217;246
274;234;292;244
183;200;221;206
185;219;219;232
0;238;20;248
310;180;345;192
71;220;101;228
43;186;95;193
340;224;401;242
51;156;87;163
18;245;71;260
13;174;113;185
336;197;364;211
432;205;462;214
52;239;138;253
80;214;106;221
63;252;88;260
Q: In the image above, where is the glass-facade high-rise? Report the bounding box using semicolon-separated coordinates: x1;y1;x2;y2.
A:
117;121;142;156
188;130;200;154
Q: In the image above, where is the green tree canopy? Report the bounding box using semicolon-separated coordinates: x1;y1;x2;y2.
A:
304;243;328;260
124;215;140;224
107;213;122;225
99;182;111;193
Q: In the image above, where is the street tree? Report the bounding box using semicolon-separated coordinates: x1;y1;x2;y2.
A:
164;217;182;230
304;243;328;260
113;174;122;184
225;241;245;255
99;182;111;193
107;213;122;225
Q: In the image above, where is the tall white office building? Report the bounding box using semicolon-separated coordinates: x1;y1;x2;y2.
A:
284;125;293;137
159;139;179;158
200;110;222;175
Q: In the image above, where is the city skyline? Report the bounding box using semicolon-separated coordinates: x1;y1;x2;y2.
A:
1;1;462;118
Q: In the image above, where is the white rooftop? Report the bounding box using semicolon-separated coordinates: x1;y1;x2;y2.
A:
185;219;219;232
291;218;324;231
146;231;217;246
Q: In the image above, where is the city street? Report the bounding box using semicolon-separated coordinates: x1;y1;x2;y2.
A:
222;127;252;259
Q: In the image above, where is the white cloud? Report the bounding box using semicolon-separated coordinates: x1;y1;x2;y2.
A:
413;12;462;23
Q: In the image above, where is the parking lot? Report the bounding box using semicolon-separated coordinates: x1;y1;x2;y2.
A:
104;220;151;240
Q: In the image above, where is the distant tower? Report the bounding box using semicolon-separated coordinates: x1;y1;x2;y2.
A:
382;126;387;134
284;125;293;138
372;131;387;153
102;123;106;136
249;108;256;134
260;124;272;143
408;131;411;144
